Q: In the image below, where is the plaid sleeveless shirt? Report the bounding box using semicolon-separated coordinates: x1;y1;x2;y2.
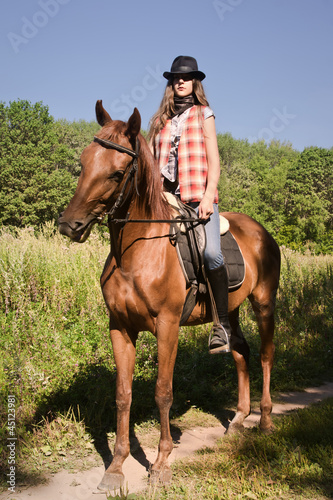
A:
154;106;219;204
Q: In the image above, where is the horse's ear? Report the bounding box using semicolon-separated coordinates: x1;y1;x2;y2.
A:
95;100;112;127
125;108;141;140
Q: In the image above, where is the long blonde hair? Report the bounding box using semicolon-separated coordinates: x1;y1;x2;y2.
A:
148;79;209;142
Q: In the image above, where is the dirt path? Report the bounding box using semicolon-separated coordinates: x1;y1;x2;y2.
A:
2;382;333;500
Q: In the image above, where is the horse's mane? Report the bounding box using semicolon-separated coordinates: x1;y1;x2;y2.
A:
98;121;171;220
136;134;171;219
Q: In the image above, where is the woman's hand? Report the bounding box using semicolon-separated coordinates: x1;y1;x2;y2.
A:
198;195;214;219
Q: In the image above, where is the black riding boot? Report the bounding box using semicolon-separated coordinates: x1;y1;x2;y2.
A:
206;264;232;354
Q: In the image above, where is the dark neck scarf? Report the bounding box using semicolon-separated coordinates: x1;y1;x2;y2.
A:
172;95;195;118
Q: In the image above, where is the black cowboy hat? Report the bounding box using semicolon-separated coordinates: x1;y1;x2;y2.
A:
163;55;206;81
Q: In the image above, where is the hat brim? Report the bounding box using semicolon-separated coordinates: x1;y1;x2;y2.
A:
163;70;206;81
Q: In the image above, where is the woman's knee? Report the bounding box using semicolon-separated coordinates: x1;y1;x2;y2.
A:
204;242;224;269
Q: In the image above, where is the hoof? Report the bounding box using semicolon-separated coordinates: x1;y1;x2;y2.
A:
149;466;172;485
227;422;244;435
97;472;124;492
259;424;275;435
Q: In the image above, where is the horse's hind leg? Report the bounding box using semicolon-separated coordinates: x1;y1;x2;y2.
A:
150;318;179;484
250;288;277;433
98;327;137;492
228;307;251;433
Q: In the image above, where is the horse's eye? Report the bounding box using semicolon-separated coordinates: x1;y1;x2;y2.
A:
109;170;125;182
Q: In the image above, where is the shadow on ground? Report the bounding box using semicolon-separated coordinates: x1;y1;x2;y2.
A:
21;342;237;483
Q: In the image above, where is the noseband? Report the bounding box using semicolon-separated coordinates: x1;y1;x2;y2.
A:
93;135;140;222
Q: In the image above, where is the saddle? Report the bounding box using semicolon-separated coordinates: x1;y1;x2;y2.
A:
164;193;245;325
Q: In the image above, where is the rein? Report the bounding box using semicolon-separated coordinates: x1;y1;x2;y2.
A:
109;216;204;225
93;135;205;226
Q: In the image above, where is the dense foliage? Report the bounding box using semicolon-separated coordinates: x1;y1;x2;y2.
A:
0;100;78;227
218;134;333;253
0;99;332;253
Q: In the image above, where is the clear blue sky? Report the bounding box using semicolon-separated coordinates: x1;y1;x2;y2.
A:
1;0;333;151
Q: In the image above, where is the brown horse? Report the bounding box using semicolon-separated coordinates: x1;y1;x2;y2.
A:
58;100;280;491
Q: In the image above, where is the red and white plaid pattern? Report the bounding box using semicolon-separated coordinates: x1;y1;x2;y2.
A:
155;106;219;204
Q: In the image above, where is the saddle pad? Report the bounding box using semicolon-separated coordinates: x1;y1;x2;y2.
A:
163;192;244;291
221;231;245;291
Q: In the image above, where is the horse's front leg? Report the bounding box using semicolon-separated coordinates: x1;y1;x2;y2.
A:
98;327;137;492
150;318;179;484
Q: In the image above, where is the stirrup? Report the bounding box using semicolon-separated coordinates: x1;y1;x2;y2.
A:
208;325;231;354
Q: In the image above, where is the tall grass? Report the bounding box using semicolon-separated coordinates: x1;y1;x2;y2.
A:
0;225;332;488
0;223;111;403
237;246;333;395
0;224;112;482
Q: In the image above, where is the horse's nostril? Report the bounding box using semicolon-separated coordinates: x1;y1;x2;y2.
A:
73;221;85;231
58;218;84;232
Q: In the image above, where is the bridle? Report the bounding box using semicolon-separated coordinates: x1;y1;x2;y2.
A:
93;135;140;223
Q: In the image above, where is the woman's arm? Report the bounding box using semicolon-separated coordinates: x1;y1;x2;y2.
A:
199;115;220;219
148;137;154;156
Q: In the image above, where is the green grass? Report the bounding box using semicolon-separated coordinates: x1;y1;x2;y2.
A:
133;398;333;500
0;225;333;492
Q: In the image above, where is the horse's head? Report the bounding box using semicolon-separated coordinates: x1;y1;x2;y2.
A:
58;100;141;242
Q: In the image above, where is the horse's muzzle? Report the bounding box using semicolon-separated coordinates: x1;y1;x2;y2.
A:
58;214;95;243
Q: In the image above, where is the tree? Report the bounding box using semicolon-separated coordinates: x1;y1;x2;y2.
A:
54;119;100;177
284;147;333;250
0;100;76;227
218;136;297;237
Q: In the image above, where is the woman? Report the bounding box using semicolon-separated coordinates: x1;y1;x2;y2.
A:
149;55;231;354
